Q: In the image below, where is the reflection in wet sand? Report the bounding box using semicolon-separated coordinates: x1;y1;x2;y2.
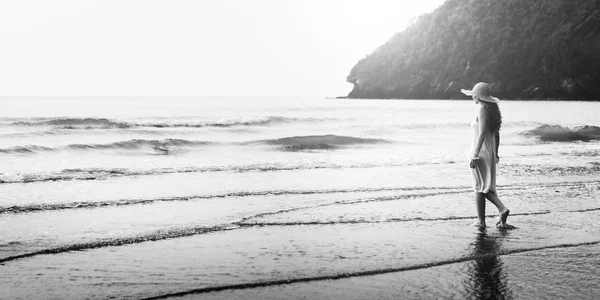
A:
465;228;512;299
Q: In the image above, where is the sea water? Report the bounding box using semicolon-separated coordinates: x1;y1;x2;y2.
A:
1;97;599;299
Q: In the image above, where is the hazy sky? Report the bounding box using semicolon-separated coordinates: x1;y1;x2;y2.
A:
0;0;445;97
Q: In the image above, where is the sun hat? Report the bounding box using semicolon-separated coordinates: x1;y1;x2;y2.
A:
461;82;499;103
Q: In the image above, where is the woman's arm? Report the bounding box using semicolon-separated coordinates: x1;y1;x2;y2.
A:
473;107;488;159
470;107;488;168
495;131;500;163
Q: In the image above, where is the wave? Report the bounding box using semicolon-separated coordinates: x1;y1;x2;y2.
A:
3;216;597;289
569;150;600;157
251;134;390;151
519;150;600;157
0;186;475;214
0;138;211;154
6;158;600;185
3;180;592;214
1;188;597;265
240;211;557;227
0;130;65;138
0;145;55;154
11;118;131;129
575;125;600;138
7;116;326;130
0;224;232;264
0;159;460;184
524;124;600;142
502;162;600;177
0;128;175;138
134;116;316;128
0;188;473;263
67;138;209;150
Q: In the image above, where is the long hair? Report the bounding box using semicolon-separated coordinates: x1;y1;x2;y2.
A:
481;102;502;132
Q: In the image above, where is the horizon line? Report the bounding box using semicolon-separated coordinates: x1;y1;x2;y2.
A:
0;95;337;98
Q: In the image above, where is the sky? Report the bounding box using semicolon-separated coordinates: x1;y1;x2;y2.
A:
0;0;446;97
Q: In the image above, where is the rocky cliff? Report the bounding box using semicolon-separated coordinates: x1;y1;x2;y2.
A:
347;0;600;100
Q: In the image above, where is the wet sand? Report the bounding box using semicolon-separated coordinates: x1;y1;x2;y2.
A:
2;180;600;300
190;243;600;300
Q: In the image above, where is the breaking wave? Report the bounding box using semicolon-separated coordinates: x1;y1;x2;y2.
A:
251;134;391;151
11;118;130;129
0;134;390;155
135;116;319;128
7;116;326;129
0;138;211;154
524;124;600;142
67;138;209;150
0;145;55;154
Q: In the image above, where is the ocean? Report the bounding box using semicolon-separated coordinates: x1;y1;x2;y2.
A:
1;97;599;299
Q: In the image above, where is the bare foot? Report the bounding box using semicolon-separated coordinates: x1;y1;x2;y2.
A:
496;223;516;229
472;220;486;228
496;209;510;225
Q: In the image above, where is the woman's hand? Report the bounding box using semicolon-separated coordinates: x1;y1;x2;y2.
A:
469;158;479;169
496;155;500;164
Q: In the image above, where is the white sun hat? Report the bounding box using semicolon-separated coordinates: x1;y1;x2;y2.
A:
461;82;500;103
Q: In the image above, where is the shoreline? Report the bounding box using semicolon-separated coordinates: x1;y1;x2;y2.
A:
337;97;600;102
150;242;600;300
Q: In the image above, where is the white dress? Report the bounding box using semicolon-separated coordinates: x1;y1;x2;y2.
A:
470;117;497;194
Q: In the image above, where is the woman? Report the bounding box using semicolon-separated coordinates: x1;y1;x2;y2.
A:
461;82;510;228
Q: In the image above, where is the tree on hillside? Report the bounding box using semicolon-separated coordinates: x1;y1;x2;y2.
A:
347;0;600;100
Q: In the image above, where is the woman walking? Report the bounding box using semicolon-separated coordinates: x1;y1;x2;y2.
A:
462;82;510;228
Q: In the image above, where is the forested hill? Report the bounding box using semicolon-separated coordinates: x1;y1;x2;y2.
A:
346;0;600;100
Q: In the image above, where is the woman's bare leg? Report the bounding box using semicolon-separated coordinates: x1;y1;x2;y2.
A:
473;192;486;227
484;192;510;226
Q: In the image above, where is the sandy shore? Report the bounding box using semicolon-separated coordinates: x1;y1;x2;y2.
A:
3;179;600;299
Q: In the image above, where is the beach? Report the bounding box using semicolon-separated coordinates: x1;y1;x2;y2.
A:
1;97;599;299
